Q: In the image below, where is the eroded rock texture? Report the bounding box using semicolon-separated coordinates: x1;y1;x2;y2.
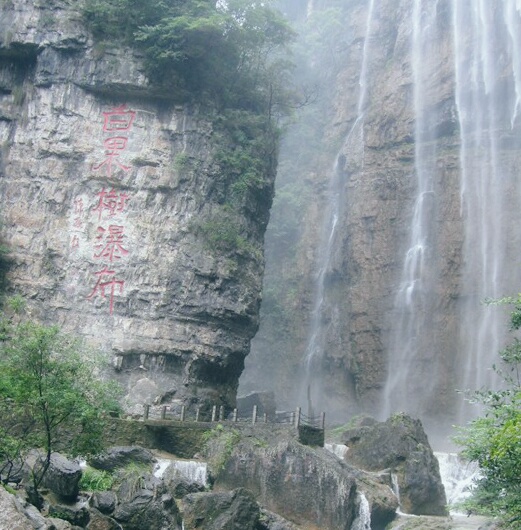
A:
241;0;476;433
208;427;398;530
0;0;275;413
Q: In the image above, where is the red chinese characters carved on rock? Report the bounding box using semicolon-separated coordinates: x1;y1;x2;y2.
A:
92;188;130;221
86;104;137;315
92;104;136;179
102;104;136;132
92;137;132;178
86;266;125;315
73;197;84;228
94;224;129;262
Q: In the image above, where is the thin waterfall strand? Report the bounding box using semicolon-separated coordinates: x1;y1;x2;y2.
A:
300;0;375;412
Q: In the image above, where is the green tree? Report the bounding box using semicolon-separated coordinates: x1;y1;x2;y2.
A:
0;320;121;505
455;294;521;528
83;0;295;113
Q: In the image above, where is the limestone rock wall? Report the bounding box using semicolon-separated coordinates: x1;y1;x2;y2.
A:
0;0;274;413
241;0;463;427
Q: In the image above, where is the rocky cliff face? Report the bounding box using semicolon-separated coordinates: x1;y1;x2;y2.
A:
242;0;518;436
0;0;275;413
242;0;448;417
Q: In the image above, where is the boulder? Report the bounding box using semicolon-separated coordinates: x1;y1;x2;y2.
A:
40;453;82;501
88;446;155;471
112;472;180;530
90;491;117;515
257;508;300;530
181;488;260;530
207;426;398;530
86;508;122;530
165;475;206;499
341;413;447;516
0;487;34;530
48;502;90;527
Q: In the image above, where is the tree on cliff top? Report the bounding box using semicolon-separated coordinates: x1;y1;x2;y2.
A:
83;0;295;114
0;312;121;506
455;295;521;528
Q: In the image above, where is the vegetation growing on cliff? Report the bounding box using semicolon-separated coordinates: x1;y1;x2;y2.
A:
83;0;296;255
0;309;121;502
83;0;295;113
456;295;521;528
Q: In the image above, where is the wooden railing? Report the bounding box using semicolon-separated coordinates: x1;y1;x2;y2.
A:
141;404;325;430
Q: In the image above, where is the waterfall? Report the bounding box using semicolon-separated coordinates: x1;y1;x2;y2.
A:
324;443;348;460
435;452;480;513
391;473;401;509
154;458;208;486
171;460;208;486
382;0;442;419
300;0;375;414
453;0;521;423
352;492;371;530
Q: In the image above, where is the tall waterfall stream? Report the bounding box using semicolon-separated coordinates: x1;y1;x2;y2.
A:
242;0;521;447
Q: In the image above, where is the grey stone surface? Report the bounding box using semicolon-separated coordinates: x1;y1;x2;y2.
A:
89;491;117;515
41;453;82;500
208;428;398;530
0;487;33;530
181;488;260;530
88;446;155;471
342;413;447;516
0;0;274;414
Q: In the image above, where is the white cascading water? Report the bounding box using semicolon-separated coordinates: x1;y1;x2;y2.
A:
352;492;371;530
435;452;480;512
324;443;348;460
300;0;375;414
383;0;521;428
453;0;521;424
154;458;208;486
382;0;441;419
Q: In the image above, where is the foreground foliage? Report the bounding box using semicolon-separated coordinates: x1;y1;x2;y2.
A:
455;294;521;528
0;309;121;501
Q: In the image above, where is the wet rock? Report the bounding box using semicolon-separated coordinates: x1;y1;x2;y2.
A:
48;502;90;527
86;508;122;530
257;508;300;530
181;488;260;530
40;453;82;501
90;491;117;515
88;446;155;471
112;471;180;530
342;413;447;516
0;487;34;530
209;427;398;530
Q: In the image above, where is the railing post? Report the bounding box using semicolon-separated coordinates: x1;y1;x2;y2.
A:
290;411;295;425
233;408;238;422
143;404;150;420
219;405;224;421
181;405;186;422
195;406;200;422
321;412;326;430
211;405;217;422
252;405;257;425
263;413;267;423
161;405;167;420
295;407;301;428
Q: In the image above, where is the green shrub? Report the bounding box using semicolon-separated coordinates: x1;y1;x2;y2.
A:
455;294;521;528
79;467;114;491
